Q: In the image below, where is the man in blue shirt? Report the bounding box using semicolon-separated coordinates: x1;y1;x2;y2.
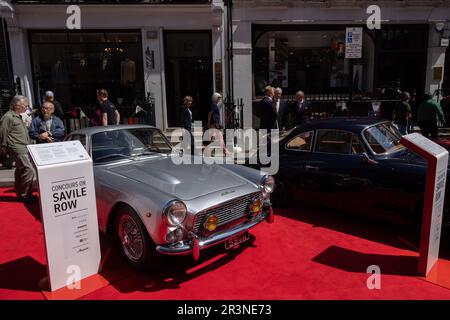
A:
29;102;65;143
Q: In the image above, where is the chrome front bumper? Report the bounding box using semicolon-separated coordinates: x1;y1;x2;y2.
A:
156;206;274;260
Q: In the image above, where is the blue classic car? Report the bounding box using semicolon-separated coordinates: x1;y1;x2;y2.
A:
272;118;450;229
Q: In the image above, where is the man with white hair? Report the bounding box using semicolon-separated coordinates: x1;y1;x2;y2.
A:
44;90;64;120
294;90;311;126
0;95;36;203
273;87;287;130
29;101;65;143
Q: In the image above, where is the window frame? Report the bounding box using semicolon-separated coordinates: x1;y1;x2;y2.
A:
285;130;315;153
313;129;363;156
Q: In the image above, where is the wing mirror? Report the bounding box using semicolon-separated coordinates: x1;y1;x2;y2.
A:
362;152;378;165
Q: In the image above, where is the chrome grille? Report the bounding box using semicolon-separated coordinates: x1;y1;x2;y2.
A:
193;192;261;233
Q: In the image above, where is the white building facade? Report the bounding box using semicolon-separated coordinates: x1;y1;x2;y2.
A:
2;0;450;130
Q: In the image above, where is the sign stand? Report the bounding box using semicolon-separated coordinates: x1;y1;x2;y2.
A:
27;141;109;299
401;133;450;287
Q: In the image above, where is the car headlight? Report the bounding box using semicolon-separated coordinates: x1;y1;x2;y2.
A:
163;200;187;226
260;175;275;199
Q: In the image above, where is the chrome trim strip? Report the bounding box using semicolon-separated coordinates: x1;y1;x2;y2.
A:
156;211;269;257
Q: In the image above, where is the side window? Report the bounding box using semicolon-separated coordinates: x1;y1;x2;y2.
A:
315;130;353;155
351;135;365;154
70;134;87;150
286;131;314;152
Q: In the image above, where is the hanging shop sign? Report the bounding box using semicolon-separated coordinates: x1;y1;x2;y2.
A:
28;141;101;292
345;27;363;59
400;133;449;276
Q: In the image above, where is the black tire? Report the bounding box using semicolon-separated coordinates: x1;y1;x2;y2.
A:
271;177;292;208
115;205;160;271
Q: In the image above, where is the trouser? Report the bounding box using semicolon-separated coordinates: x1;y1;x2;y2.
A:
204;128;230;156
396;124;408;135
12;151;35;198
419;121;439;139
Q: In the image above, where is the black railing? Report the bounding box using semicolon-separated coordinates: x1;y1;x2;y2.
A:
252;93;403;130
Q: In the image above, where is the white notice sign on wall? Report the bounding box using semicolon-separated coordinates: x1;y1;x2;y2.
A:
345;27;363;59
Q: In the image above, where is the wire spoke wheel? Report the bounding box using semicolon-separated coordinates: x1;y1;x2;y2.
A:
118;214;144;262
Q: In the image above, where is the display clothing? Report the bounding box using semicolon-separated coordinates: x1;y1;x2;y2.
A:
52;60;68;84
121;58;136;84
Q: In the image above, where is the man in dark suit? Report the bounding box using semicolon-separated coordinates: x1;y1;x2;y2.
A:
178;96;194;154
294;90;311;126
259;86;276;130
273;87;287;131
179;96;193;132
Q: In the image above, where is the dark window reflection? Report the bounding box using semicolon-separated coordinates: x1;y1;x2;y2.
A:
30;31;144;120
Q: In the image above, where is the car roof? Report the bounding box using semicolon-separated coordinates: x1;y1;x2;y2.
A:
68;124;158;136
294;117;389;134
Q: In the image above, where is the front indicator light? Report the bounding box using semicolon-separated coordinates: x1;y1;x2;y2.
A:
204;214;218;231
249;198;262;217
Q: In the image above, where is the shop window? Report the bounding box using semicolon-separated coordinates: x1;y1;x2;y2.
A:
253;30;353;96
30;30;144;126
68;33;105;43
31;33;68;43
286;130;314;152
315;130;353;155
106;33;141;43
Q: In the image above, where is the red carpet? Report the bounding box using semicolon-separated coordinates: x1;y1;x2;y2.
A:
1;187;450;300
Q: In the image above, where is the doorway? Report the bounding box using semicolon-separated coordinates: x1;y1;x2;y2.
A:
164;31;213;128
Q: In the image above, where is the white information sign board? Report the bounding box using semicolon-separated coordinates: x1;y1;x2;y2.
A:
401;133;449;276
345;27;363;59
28;141;101;291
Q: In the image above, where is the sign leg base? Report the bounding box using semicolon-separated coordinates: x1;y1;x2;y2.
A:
39;273;110;300
422;258;450;289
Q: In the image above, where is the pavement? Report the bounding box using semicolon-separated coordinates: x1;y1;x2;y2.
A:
0;165;14;187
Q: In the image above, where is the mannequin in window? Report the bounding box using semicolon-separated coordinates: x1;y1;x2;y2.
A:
102;58;108;71
120;57;136;85
99;57;114;77
52;60;67;84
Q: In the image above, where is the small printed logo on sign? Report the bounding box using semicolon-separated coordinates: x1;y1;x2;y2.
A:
366;265;381;290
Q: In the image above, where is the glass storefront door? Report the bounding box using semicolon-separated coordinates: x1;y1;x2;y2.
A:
164;31;212;128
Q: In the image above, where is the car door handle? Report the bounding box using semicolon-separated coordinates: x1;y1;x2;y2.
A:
304;165;319;171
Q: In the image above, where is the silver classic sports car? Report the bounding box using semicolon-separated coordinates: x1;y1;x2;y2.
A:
65;125;274;269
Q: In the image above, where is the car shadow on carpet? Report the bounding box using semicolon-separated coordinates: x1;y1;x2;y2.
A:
0;256;47;293
274;201;450;261
312;245;419;277
104;235;257;294
0;195;19;203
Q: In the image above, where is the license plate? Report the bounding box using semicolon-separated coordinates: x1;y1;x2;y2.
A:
224;231;249;250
